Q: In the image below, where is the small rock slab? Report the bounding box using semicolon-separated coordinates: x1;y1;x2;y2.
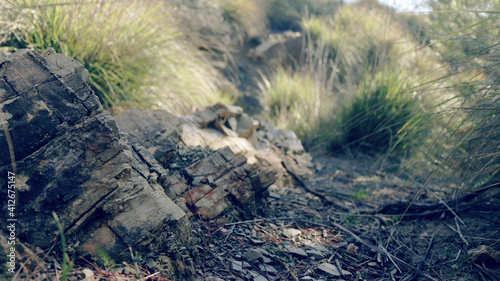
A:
288;246;308;258
306;249;325;259
259;264;278;275
243;249;263;262
317;262;341;277
250;237;266;245
253;275;269;281
230;260;246;274
283;228;302;238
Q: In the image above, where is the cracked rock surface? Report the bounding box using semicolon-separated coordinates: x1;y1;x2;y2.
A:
0;49;196;279
0;48;316;280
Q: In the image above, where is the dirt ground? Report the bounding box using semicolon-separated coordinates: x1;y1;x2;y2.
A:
191;153;500;281
3;153;499;281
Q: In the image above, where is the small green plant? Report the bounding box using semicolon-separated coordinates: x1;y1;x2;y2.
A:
352;189;370;200
95;248;115;270
52;212;72;281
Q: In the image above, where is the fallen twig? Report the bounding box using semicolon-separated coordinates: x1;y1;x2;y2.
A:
362;182;499;216
225;217;296;226
419;234;434;270
455;217;469;246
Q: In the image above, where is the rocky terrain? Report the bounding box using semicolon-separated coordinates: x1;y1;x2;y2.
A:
1;49;499;281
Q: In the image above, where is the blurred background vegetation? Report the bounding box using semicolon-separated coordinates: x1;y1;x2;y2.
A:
1;0;498;193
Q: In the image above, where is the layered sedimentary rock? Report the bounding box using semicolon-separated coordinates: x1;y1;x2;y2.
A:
115;102;314;220
0;48;314;279
0;49;194;278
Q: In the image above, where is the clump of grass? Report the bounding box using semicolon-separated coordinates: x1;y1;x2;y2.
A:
95;248;115;271
52;212;73;281
306;3;440;83
259;66;334;145
3;0;172;108
258;28;339;148
260;1;440;156
215;0;268;39
338;65;429;155
2;0;233;115
267;0;341;31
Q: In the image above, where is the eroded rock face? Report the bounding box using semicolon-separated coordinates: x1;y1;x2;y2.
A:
0;48;314;279
116;108;279;220
0;49;195;278
115;102;314;220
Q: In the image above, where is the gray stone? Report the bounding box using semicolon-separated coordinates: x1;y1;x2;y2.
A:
230;260;246;273
283;228;302;238
250;238;266;245
259;264;278;275
262;256;272;264
253;275;269;281
317;263;341;277
243;249;263;262
288;246;308;258
306;249;325;259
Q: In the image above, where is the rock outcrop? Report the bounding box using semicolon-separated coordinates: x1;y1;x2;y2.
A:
0;48;314;279
115;102;314;220
0;49;195;278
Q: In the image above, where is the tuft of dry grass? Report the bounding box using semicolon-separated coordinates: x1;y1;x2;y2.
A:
0;0;234;115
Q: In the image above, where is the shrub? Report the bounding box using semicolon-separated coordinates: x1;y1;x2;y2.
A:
260;1;441;156
338;66;429;155
267;0;341;31
259;66;335;146
215;0;268;38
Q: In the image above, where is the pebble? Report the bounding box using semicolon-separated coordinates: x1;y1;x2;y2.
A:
145;258;157;269
331;242;348;249
253;275;269;281
259;264;278;275
269;191;281;198
255;248;272;256
230;260;246;273
283;228;301;238
306;249;325;259
243;249;263;262
249;238;266;245
288;246;308;258
317;262;341;277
